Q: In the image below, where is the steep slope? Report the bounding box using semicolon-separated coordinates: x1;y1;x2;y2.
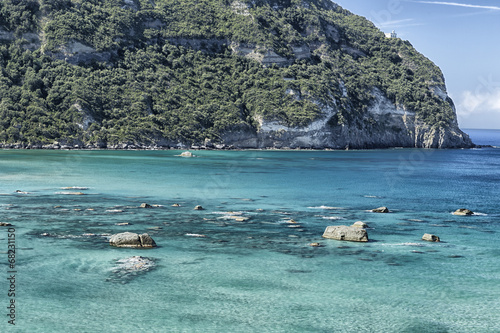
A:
0;0;472;148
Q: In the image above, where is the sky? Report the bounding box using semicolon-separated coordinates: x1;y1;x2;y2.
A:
333;0;500;129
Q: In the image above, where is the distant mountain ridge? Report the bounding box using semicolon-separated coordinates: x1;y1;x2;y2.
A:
0;0;473;149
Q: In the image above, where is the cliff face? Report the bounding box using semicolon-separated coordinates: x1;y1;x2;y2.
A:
223;88;472;149
0;0;473;149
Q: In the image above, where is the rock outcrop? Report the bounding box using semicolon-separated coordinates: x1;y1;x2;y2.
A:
371;207;390;213
453;209;474;216
109;232;157;248
422;234;440;242
46;40;112;65
352;221;368;228
322;225;369;242
221;88;473;149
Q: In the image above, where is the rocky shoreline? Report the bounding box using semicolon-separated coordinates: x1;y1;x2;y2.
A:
0;141;487;151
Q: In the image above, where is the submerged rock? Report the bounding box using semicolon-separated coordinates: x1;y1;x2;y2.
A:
322;225;369;242
109;232;157;248
371;207;389;213
422;233;440;242
108;256;156;284
453;208;474;216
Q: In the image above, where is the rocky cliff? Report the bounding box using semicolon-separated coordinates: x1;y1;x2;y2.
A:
223;87;471;149
0;0;473;149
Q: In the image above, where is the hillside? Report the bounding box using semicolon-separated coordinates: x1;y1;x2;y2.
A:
0;0;473;149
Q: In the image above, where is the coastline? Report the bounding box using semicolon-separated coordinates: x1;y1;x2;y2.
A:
0;142;485;151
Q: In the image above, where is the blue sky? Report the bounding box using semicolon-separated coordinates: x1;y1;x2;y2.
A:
333;0;500;129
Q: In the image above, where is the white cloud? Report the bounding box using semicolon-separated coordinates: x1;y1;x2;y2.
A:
456;90;500;129
414;1;500;10
458;89;500;116
377;18;424;29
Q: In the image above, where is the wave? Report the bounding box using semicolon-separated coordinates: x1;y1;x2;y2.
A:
106;209;124;213
61;186;89;190
380;242;426;247
308;205;344;210
211;211;244;215
472;212;488;216
450;212;488;216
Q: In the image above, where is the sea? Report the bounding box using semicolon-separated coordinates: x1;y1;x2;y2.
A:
0;129;499;332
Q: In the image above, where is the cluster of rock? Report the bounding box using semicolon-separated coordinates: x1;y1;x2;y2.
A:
321;207;476;244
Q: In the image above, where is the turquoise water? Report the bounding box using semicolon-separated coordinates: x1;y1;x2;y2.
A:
1;135;500;332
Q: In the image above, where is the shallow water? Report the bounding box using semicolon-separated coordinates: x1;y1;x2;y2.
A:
1;137;500;332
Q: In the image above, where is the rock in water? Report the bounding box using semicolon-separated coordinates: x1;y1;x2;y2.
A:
422;233;440;242
322;226;369;242
139;233;156;247
371;207;390;213
109;232;157;248
108;256;156;284
352;221;368;228
453;208;474;216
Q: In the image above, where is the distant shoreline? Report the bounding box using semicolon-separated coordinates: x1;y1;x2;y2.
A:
0;144;491;151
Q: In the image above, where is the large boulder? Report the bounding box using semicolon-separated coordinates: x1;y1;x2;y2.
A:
322;225;369;242
371;207;390;213
453;208;474;216
422;233;440;242
109;232;157;248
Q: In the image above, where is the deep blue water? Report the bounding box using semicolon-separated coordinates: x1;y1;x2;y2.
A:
465;128;500;147
0;130;499;332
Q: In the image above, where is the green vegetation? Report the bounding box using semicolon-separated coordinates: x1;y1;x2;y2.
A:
0;0;456;146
